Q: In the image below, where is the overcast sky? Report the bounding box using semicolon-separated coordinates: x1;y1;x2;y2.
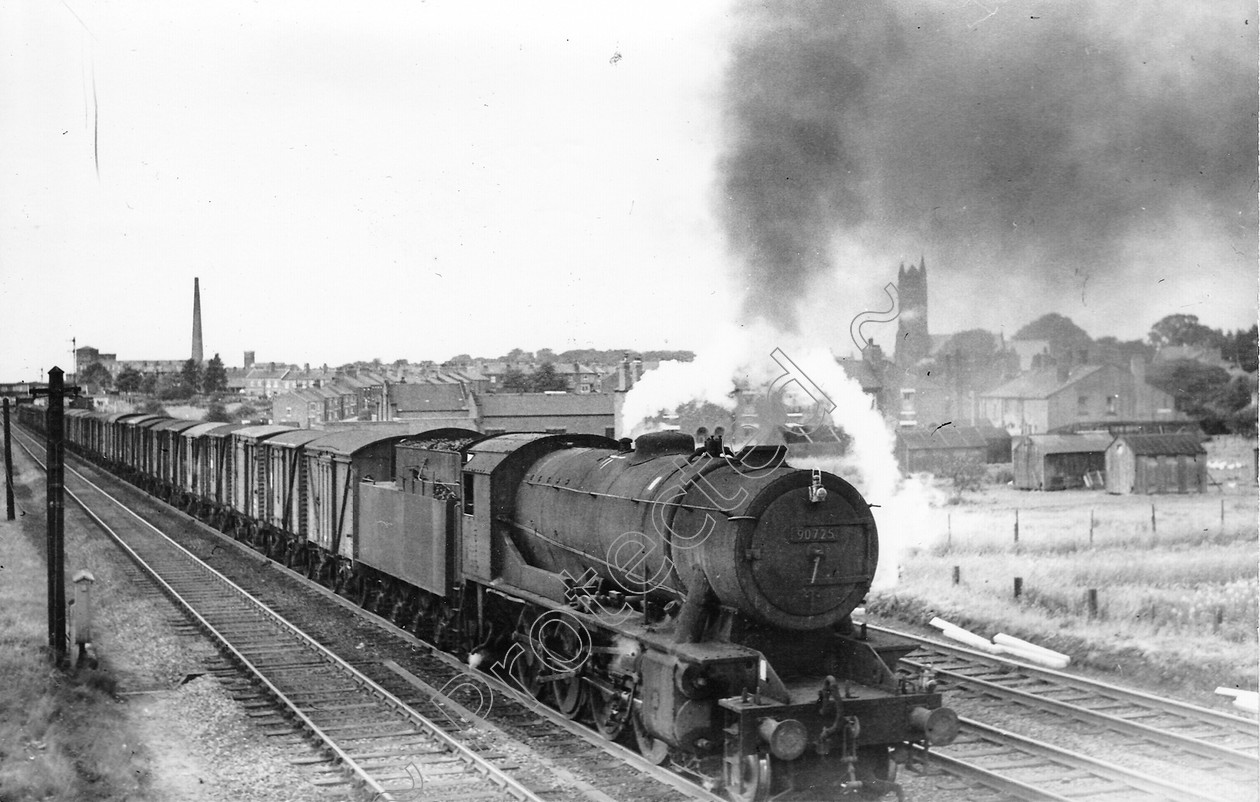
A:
2;1;1255;380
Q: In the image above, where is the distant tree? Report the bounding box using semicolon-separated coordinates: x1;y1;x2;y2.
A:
504;348;534;363
1093;336;1155;365
202;353;228;394
1147;314;1223;350
115;366;143;394
1013;313;1091;346
79;361;113;390
528;362;568;392
1220;325;1259;372
140;372;159;395
1146;359;1240;432
136;399;167;416
180;359;203;397
641;350;696;363
941;456;986;501
501;367;530;392
392;358;409;367
203;401;232;423
536;348;557;362
233;402;261;423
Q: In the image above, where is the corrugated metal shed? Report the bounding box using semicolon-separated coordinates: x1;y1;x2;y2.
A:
1023;434;1114;455
1115;433;1206;456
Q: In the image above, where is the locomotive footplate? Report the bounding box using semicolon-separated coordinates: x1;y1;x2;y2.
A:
718;675;958;797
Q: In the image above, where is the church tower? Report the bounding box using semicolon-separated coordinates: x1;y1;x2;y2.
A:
191;277;204;363
894;257;929;368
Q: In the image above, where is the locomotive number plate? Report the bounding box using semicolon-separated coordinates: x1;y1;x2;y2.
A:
790;525;842;543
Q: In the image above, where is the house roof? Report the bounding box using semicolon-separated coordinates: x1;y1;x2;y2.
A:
478;392;616;417
390;382;468;413
982;365;1105;399
835;357;883;392
1111;433;1206;456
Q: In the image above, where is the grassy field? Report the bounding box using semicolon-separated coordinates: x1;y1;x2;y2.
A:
0;453;143;801
871;480;1259;701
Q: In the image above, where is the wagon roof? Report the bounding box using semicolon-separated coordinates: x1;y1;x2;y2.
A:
150;418;202;433
126;415;169;428
181;422;235;438
1111;433;1206;456
107;412;153;423
202;423;252;439
232;424;298;442
266;430;334;448
302;430;418;457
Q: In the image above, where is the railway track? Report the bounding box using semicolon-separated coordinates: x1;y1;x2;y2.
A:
17;430;547;802
16;425;726;802
20;419;1254;801
873;624;1259;800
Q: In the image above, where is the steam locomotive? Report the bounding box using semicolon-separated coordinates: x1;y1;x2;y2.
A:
22;406;958;800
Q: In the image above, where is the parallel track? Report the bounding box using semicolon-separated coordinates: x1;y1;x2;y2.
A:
17;430;545;802
871;625;1258;773
873;624;1258;800
926;718;1216;801
21;419;1254;801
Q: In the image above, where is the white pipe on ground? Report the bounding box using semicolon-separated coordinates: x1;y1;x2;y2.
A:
993;633;1071;666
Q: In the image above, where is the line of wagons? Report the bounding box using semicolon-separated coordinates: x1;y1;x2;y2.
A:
29;408;468;608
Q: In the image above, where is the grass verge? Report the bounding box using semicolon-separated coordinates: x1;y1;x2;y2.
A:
0;455;147;802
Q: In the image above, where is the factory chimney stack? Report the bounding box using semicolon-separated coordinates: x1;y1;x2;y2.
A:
191;277;204;363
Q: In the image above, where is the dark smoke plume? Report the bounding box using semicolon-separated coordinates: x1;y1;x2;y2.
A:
720;0;1258;333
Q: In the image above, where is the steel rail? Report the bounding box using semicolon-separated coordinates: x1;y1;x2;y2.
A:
872;625;1257;771
955;717;1217;801
872;624;1255;733
21;424;733;802
17;431;544;802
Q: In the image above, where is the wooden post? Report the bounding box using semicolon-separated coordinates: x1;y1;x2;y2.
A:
1087;588;1098;619
952;565;960;585
1214;606;1224;634
1150;503;1156;536
1013;509;1020;546
1013;577;1023;599
1088;508;1095;546
3;398;13;521
1220;498;1225;534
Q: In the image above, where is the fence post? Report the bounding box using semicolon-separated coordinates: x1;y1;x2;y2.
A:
1220;498;1225;534
1150;503;1156;536
952;565;960;585
1013;577;1023;599
1013;509;1020;547
1087;588;1098;619
3;398;13;521
1088;508;1095;547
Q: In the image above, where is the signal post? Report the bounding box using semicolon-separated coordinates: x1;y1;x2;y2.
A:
31;367;79;666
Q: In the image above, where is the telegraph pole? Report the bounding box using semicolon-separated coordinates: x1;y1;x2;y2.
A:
31;367;79;666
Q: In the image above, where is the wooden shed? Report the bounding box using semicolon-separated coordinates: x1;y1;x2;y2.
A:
1012;433;1113;490
895;425;1010;474
1105;434;1207;495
